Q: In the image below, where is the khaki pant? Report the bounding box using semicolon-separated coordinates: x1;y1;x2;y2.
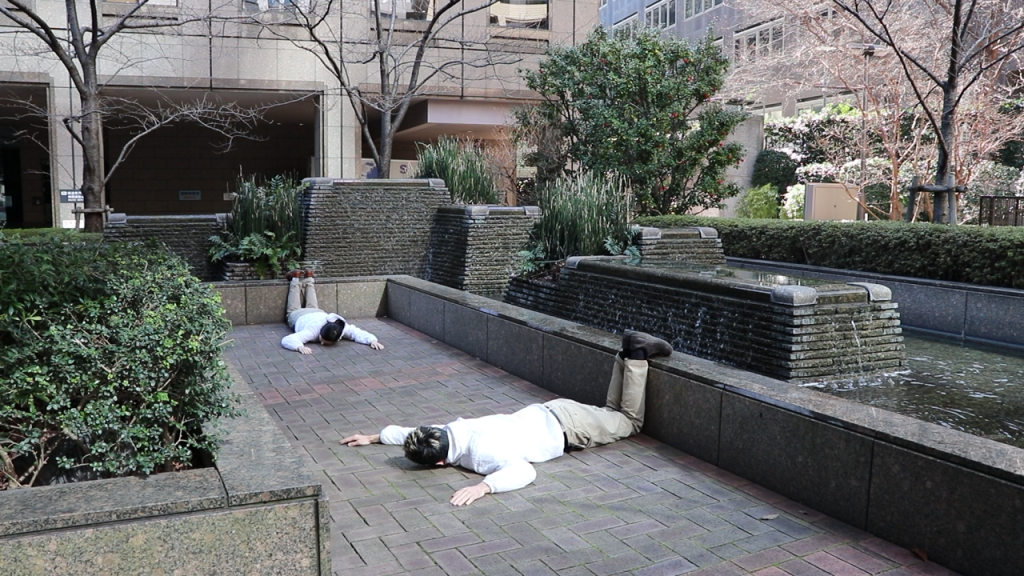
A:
285;277;322;328
544;357;648;450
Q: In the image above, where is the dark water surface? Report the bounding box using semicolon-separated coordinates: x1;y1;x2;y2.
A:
804;333;1024;449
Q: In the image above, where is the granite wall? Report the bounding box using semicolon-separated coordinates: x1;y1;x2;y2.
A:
0;365;329;576
103;213;226;281
427;205;540;295
301;178;451;278
504;257;905;381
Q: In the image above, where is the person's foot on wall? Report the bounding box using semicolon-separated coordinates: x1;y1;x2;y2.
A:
286;270;303;280
305;269;315;278
624;330;673;359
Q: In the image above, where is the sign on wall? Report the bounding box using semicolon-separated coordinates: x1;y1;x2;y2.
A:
60;189;84;203
179;190;201;201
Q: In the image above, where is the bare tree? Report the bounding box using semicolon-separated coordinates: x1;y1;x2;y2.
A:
829;0;1024;223
244;0;526;178
0;0;269;232
727;0;1024;223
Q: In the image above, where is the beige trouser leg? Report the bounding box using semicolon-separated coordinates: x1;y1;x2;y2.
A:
545;358;649;449
285;278;320;328
285;277;304;318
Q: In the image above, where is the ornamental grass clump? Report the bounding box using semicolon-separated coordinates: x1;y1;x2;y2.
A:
518;172;636;275
415;136;500;204
0;237;239;489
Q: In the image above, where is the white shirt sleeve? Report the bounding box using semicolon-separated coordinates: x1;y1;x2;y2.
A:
281;327;318;351
481;460;537;493
342;323;379;346
379;425;416;445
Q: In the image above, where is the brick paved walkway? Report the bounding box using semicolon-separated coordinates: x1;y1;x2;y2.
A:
225;318;957;576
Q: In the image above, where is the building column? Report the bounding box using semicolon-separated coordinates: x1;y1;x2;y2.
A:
50;75;85;229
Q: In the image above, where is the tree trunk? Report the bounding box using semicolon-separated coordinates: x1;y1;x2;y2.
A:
377;112;393;179
81;94;105;233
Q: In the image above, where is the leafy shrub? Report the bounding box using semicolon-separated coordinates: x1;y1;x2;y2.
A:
0;238;239;488
750;150;798;195
633;215;1024;289
735;184;780;219
209;174;306;278
416;136;500;204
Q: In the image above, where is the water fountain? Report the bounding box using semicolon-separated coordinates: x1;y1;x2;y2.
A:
505;256;906;382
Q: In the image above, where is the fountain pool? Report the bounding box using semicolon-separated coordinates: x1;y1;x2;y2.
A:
806;332;1024;449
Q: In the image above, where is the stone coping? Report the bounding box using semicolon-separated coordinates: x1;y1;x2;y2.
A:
211;274;397;290
386;274;1024;488
0;363;323;538
571;258;875;306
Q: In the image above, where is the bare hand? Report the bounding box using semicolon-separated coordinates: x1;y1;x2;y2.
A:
370;341;385;350
298;345;313;355
450;482;491;506
340;433;379;446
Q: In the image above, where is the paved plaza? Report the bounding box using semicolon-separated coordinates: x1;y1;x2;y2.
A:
224;318;958;576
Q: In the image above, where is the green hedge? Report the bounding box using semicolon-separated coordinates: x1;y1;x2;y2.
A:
634;215;1024;289
0;237;239;488
0;228;102;243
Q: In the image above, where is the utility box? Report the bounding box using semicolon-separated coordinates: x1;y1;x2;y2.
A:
805;183;859;221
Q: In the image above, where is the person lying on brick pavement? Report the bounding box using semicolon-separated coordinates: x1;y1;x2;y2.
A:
340;331;672;506
280;269;384;354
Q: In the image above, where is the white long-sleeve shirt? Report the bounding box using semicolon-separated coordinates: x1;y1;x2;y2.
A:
280;311;378;351
380;404;565;493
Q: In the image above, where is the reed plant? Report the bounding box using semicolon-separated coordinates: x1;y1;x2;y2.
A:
525;172;635;270
416;136;500;204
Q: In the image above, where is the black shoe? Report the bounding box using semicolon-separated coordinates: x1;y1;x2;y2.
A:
624;330;673;359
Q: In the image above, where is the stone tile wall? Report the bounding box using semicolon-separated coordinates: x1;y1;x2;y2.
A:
301;178;450;278
103;213;226;281
426;205;540;295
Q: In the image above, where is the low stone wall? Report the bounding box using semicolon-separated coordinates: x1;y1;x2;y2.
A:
103;213;226;281
384;275;1024;576
504;257;905;382
0;365;329;575
212;276;389;326
301;178;450;278
427;205;540;295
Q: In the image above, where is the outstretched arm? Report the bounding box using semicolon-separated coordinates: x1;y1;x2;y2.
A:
339;433;380;446
343;323;384;350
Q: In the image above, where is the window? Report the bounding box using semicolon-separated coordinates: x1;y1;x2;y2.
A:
645;0;675;30
374;0;434;20
245;0;309;11
106;0;177;5
612;14;639;34
732;20;784;62
490;0;548;30
683;0;721;20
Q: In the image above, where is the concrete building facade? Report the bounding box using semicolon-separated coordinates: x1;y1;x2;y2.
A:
0;0;598;228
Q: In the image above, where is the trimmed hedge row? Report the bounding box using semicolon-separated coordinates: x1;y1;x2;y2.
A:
0;236;238;488
634;216;1024;289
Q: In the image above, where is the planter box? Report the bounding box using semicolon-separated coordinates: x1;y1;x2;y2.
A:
0;365;329;576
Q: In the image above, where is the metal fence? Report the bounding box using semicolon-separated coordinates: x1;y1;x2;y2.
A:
979;196;1024;226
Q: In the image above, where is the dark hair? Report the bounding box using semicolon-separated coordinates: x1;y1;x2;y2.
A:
403;426;449;466
320;319;345;343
